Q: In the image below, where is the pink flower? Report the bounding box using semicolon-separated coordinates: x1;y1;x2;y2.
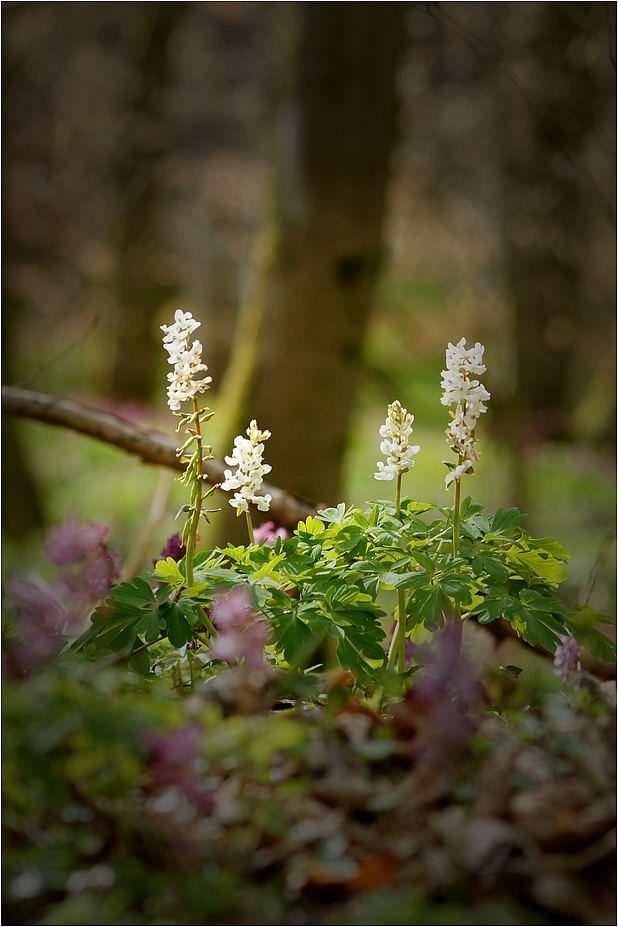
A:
44;513;120;599
210;588;269;668
253;521;288;546
4;515;120;677
400;623;483;768
144;724;211;808
45;517;110;564
553;632;584;682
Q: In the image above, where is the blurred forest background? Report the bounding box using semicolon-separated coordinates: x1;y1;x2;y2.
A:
2;2;616;616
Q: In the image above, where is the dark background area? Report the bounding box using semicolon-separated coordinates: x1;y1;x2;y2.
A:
2;1;615;610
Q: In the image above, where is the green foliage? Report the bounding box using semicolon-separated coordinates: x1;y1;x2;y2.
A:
566;604;617;663
76;495;615;688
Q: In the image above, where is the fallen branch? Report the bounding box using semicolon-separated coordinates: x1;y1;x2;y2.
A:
1;385;317;531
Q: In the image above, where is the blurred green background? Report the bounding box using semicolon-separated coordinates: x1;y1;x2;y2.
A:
2;2;615;617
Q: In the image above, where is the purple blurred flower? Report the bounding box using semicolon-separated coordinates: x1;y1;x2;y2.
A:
211;587;253;630
144;724;211;808
45;517;109;565
210;587;269;668
553;632;584;683
4;514;120;677
44;513;120;600
155;532;186;564
253;521;288;546
398;622;484;768
4;576;66;676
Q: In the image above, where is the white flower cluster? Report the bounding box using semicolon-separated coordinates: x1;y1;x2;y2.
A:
441;338;490;487
374;400;420;481
161;310;212;412
221;420;272;514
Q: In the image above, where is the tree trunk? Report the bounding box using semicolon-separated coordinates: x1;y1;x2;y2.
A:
496;2;614;454
111;2;188;401
243;2;407;509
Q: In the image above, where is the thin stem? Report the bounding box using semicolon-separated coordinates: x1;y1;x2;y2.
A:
185;397;204;586
396;588;406;673
245;508;255;545
387;624;398;669
395;471;402;519
131;635;165;656
453;470;461;559
388;471;407;672
387;590;407;672
451;466;463;651
120;468;174;582
200;612;217;639
451;396;467;561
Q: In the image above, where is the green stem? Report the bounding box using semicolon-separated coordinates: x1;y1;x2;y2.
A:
387;628;398;669
396;588;406;673
452;399;467;560
131;635;165;656
200;612;217;639
245;508;255;545
452;465;463;645
387;470;407;672
386;589;407;672
185;397;204;586
395;471;402;520
453;470;461;559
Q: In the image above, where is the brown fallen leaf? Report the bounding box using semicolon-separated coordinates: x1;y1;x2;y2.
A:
342;851;402;892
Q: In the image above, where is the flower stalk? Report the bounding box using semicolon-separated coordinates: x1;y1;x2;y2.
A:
441;339;490;558
441;338;490;641
184;396;203;587
394;471;406;672
453;475;461;560
161;310;216;592
395;470;403;520
375;402;419;674
245;510;255;546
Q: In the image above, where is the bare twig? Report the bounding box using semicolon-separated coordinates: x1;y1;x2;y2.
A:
120;468;175;581
585;527;616;607
1;385;318;531
428;3;616;225
13;315;101;389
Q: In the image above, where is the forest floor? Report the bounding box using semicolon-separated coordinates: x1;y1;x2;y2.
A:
3;627;615;926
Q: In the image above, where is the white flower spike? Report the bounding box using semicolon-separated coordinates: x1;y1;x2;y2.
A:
374;401;420;481
221;420;273;515
441;338;490;487
161;309;212;412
